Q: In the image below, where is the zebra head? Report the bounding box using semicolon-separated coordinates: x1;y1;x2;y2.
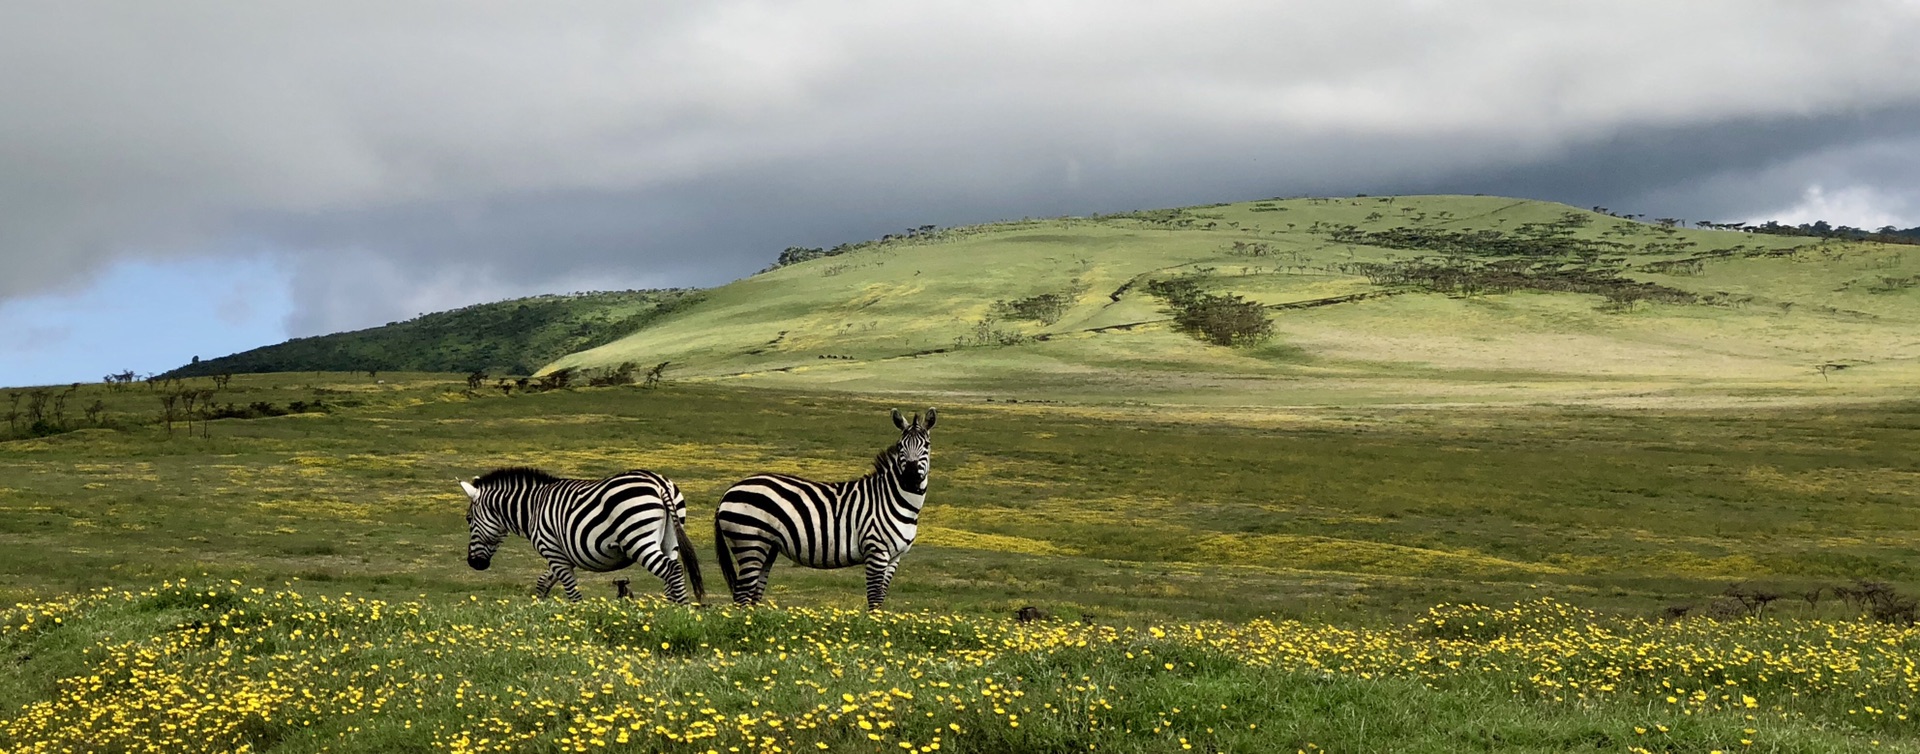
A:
459;479;505;571
889;407;937;493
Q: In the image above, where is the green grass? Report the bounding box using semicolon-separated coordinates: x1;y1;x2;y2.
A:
3;374;1916;620
4;375;1918;750
2;583;1912;753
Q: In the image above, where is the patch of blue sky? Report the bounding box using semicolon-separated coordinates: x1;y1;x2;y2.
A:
0;256;291;388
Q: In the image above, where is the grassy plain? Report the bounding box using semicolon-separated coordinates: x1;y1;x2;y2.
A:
4;374;1916;619
3;374;1918;751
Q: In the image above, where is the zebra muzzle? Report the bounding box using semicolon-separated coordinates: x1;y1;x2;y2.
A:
468;555;492;571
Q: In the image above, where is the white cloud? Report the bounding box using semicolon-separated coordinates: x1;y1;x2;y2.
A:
1750;185;1917;230
2;1;1919;335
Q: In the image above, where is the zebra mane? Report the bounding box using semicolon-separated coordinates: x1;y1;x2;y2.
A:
472;466;562;487
871;440;903;475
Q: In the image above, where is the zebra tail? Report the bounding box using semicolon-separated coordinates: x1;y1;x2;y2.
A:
674;516;705;604
713;515;739;600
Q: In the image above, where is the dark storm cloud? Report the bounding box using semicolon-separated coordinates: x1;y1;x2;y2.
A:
1420;104;1920;223
5;1;1920;335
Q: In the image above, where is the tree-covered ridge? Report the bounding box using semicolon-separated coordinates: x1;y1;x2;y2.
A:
163;289;700;378
1743;220;1920;245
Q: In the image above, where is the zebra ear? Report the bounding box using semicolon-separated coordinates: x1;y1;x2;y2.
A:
923;407;936;430
892;408;908;430
459;481;481;501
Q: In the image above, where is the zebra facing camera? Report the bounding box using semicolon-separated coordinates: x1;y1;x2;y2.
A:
891;407;938;431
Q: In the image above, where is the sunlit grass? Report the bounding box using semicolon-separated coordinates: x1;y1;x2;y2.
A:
2;581;1913;753
2;375;1917;622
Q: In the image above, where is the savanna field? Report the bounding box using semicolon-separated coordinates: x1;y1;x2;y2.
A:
2;375;1918;752
5;196;1920;752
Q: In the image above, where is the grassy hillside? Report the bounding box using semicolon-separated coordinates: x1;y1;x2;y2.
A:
550;195;1920;406
164;289;699;378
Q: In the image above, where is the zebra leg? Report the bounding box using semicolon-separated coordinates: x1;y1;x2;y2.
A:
864;556;895;611
732;541;776;606
638;549;692;605
533;570;556;599
866;547;911;611
548;562;584;602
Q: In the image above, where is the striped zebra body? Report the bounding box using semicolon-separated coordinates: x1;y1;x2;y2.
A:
461;467;703;604
715;408;935;610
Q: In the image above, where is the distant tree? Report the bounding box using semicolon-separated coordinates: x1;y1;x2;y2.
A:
587;362;637;387
104;370;139;390
177;390;199;437
158;394;179;436
50;385;78;430
534;368;574;392
25;391;49;427
1174;294;1274;346
1146;277;1273;347
643;361;672;389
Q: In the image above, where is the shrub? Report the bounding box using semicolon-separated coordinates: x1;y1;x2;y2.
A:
587;362;638;387
1145;277;1273;347
993;293;1072;325
1174;294;1273;346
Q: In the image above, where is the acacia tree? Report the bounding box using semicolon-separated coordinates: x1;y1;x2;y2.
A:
643;361;672;389
158;394;179;436
1174;294;1274;346
25;391;50;429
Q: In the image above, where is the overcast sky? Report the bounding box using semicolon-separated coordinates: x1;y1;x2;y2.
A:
4;1;1919;386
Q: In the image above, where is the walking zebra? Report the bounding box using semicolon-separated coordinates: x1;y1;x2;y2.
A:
714;408;936;610
460;467;703;604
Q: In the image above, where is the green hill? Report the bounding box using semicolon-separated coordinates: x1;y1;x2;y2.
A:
164;289;700;378
548;195;1920;407
163;194;1920;406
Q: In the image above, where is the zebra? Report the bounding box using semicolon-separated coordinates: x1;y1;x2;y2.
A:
459;467;703;604
714;408;936;610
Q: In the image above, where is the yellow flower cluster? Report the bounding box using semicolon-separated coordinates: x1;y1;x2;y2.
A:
1;585;1914;753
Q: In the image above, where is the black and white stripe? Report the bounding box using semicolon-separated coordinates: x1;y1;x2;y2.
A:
714;408;936;610
461;467;703;604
